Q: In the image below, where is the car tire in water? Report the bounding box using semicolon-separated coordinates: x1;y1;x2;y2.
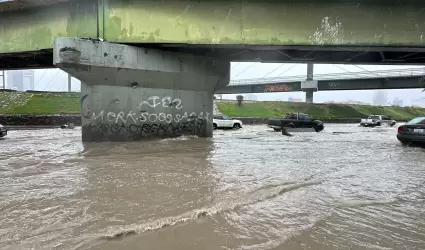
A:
233;123;241;129
273;128;281;132
390;122;396;127
314;124;324;132
377;122;381;126
288;123;295;128
213;123;218;130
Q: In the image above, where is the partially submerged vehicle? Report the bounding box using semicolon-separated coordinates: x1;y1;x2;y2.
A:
60;123;75;129
0;124;7;138
267;113;324;132
360;115;396;127
213;115;242;129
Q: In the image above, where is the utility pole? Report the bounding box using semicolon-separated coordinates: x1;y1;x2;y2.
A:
68;74;72;92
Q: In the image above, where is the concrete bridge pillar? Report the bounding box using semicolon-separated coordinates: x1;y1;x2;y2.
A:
53;38;230;142
303;63;317;103
305;91;314;103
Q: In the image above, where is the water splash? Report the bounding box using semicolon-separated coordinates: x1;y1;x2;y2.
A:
100;181;320;240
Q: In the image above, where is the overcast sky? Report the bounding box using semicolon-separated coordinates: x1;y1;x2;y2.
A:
7;63;425;106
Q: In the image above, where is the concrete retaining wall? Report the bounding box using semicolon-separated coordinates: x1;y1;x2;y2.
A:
0;115;81;126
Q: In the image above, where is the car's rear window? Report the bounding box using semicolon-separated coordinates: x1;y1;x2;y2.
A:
407;117;425;125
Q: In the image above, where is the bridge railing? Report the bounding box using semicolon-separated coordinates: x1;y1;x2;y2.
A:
229;67;425;86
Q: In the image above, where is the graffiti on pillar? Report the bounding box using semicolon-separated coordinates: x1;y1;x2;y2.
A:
264;84;292;92
83;95;212;138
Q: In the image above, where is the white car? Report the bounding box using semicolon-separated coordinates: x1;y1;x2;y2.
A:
360;115;396;127
213;115;243;129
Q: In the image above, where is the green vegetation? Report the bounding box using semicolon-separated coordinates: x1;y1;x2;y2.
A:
217;101;425;121
1;91;424;122
0;91;80;115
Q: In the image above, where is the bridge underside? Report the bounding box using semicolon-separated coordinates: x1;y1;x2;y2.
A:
3;0;425;69
3;45;425;69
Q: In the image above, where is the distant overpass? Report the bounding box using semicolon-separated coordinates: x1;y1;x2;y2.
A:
216;67;425;95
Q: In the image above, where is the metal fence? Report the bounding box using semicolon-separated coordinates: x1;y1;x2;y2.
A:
229;67;425;86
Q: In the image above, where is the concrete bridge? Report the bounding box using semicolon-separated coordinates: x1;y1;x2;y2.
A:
2;0;425;141
217;67;425;99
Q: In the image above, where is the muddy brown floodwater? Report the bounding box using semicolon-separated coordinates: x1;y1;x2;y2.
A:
1;124;425;250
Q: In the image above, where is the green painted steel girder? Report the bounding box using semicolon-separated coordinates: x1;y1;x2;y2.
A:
103;0;425;46
216;76;425;94
0;0;99;54
2;0;425;54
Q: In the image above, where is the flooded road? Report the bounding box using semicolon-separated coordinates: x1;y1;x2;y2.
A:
1;124;425;250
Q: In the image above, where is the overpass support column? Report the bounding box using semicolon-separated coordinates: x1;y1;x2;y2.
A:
305;91;314;103
53;38;230;142
302;63;317;103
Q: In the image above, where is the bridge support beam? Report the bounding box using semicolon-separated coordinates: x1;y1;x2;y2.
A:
53;38;230;142
305;91;314;104
302;63;317;103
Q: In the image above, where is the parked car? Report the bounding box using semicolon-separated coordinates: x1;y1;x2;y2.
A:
213;115;243;129
60;123;75;129
360;115;396;127
267;113;324;132
0;124;7;138
397;117;425;144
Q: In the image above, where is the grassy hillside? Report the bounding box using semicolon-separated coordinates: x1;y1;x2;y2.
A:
1;91;424;121
217;101;425;121
0;91;80;115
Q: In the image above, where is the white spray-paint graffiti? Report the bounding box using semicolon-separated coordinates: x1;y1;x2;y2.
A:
91;110;211;124
137;96;183;110
89;96;212;124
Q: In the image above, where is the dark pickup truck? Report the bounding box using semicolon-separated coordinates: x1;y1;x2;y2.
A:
267;113;324;132
0;124;7;138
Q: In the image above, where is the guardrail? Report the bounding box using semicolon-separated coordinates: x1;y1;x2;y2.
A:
229;67;425;86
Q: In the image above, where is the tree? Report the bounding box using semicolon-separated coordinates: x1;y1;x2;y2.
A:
236;95;244;106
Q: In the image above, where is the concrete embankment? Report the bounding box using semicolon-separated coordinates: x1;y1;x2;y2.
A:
0;115;80;130
215;100;425;122
0;91;420;129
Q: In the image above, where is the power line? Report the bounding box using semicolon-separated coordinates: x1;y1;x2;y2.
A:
32;69;49;90
231;62;241;69
43;70;61;91
274;64;298;78
231;62;256;79
59;78;67;92
261;64;286;78
353;65;383;77
332;64;368;78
